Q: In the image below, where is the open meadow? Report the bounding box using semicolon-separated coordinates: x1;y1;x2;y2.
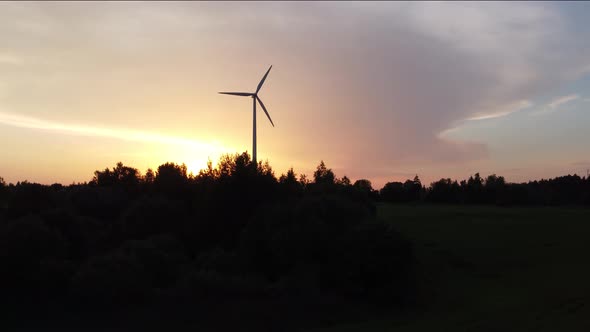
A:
312;204;590;331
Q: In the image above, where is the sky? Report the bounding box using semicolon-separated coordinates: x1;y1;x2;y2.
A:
1;1;590;188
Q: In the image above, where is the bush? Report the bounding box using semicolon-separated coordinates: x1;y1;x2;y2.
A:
119;234;189;288
70;186;129;220
317;222;415;302
69;250;151;307
239;194;415;303
195;247;247;275
4;182;57;219
171;269;269;300
0;214;70;303
121;196;186;239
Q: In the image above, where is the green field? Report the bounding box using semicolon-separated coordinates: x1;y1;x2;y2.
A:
310;204;590;332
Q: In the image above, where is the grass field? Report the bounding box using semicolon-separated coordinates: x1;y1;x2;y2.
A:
310;204;590;332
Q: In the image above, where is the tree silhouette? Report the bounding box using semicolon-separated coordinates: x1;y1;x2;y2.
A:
299;174;311;188
91;162;141;188
336;175;351;186
154;162;188;194
313;160;335;185
379;175;423;202
143;168;155;185
279;167;302;195
279;167;297;185
380;181;405;202
428;178;461;203
403;175;422;201
353;179;373;194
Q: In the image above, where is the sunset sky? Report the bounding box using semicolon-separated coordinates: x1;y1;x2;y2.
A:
1;1;590;188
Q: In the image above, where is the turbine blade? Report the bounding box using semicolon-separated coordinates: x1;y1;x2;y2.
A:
255;65;272;94
256;96;274;127
219;92;254;96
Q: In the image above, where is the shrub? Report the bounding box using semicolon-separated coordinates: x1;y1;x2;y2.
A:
0;214;68;300
121;195;186;239
69;250;151;307
69;186;129;220
171;269;269;300
317;222;415;302
195;247;247;275
240;194;415;303
119;234;189;288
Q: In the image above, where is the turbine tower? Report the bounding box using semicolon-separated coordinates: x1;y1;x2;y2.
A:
219;65;274;167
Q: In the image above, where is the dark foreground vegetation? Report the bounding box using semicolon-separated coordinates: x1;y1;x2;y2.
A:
0;153;588;331
0;153;415;331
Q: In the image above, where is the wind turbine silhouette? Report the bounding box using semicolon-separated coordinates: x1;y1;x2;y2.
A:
219;65;274;167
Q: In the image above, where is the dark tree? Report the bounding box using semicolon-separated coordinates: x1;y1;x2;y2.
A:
353;179;372;192
427;178;461;203
279;167;298;185
379;175;422;203
91;162;141;188
380;182;405;202
313;161;335;185
336;175;352;186
299;174;311;188
154;162;188;194
143;168;155;185
465;172;484;203
279;167;302;195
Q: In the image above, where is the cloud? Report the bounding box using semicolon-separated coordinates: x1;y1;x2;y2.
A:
467;100;533;121
0;111;224;153
530;94;580;115
548;94;579;109
294;2;590;176
1;2;590;185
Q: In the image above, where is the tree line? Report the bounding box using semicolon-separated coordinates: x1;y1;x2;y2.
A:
381;172;590;206
4;160;587;207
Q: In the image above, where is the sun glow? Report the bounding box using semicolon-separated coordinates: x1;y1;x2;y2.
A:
156;143;237;176
0;110;235;176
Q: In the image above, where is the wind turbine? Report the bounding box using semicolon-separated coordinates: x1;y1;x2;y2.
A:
219;65;274;167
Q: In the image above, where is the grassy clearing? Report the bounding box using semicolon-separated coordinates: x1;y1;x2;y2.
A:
309;204;590;332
